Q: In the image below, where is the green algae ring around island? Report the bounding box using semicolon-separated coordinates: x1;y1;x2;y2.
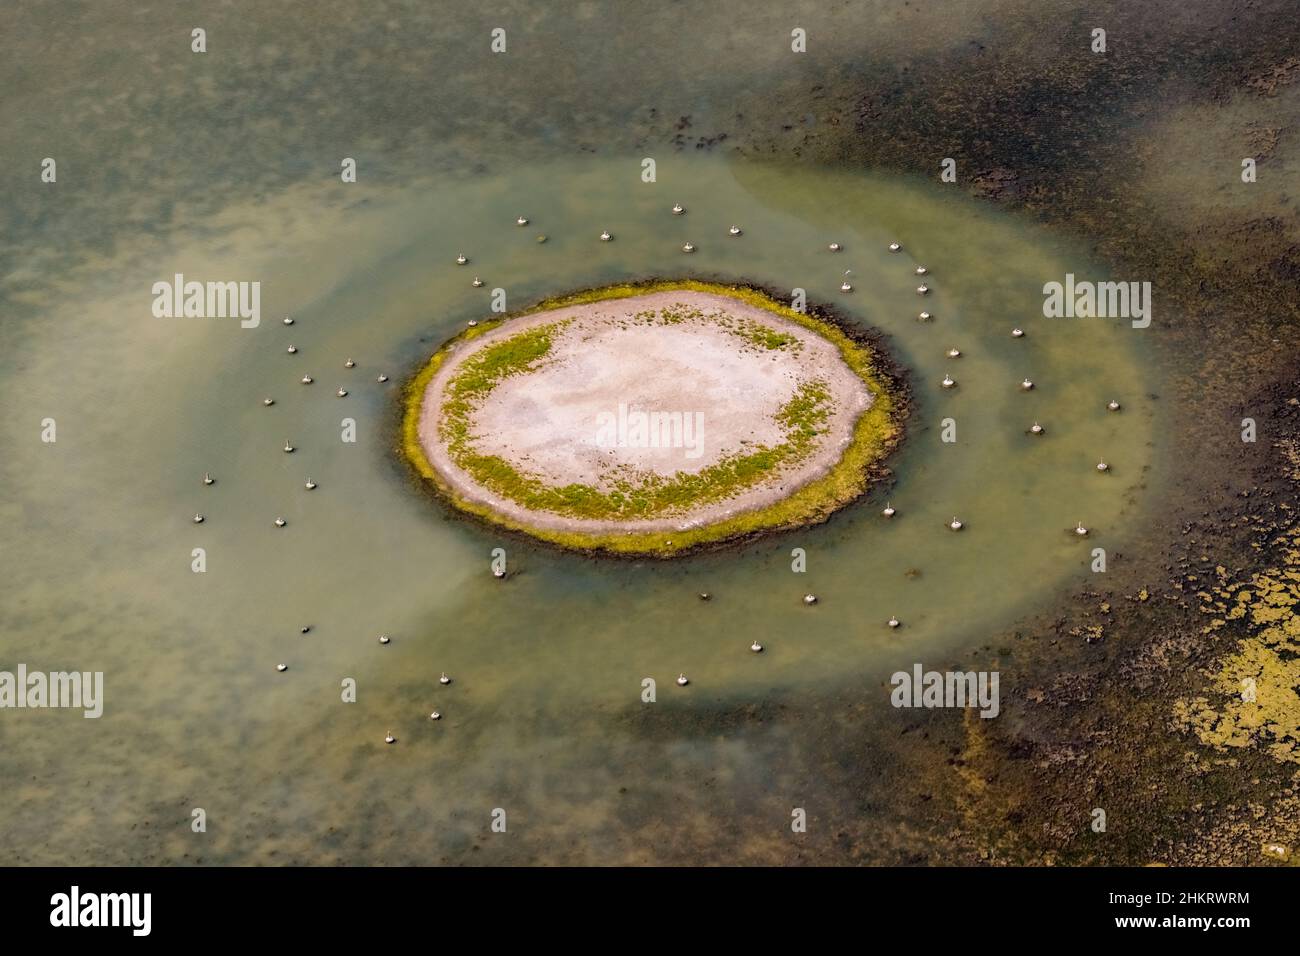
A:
399;280;906;556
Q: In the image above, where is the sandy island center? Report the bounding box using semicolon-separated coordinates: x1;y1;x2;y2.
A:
401;281;905;555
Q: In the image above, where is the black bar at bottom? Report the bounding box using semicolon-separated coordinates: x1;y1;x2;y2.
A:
0;865;1281;941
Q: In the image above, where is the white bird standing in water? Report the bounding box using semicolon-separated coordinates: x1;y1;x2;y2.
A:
676;673;689;686
304;479;317;490
439;673;452;685
1107;399;1121;412
949;517;964;531
203;473;214;485
882;502;896;518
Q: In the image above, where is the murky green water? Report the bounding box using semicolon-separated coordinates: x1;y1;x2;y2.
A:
0;1;1169;864
1;154;1161;863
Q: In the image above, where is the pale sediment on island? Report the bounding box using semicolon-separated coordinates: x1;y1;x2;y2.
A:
412;287;888;542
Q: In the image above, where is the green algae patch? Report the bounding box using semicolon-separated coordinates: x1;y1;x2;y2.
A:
399;279;907;557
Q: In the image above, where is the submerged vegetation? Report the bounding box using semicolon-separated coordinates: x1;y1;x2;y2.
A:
399;279;907;556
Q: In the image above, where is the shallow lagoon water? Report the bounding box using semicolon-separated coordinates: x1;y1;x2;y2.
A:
0;152;1163;862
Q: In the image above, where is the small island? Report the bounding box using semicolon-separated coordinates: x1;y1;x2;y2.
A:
401;280;906;555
